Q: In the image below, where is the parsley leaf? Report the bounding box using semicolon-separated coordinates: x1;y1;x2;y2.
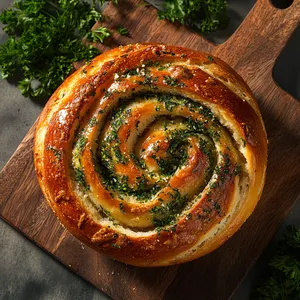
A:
253;226;300;299
117;26;129;36
158;0;228;33
0;0;112;99
86;27;111;43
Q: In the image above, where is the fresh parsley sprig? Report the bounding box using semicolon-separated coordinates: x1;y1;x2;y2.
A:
117;26;129;36
158;0;228;33
0;0;112;99
86;27;111;43
253;226;300;299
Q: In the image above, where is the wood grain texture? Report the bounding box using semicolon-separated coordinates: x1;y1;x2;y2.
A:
0;0;299;299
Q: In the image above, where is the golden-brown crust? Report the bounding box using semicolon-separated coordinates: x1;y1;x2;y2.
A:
34;43;267;266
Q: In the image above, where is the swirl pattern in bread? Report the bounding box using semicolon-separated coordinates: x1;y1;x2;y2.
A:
34;43;267;266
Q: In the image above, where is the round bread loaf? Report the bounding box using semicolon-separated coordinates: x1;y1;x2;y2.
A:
34;43;267;266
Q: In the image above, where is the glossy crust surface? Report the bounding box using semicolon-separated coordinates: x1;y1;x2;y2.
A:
34;43;267;266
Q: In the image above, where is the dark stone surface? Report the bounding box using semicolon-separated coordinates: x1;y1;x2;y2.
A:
0;0;299;299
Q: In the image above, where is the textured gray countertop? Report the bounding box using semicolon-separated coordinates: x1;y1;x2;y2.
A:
0;0;299;299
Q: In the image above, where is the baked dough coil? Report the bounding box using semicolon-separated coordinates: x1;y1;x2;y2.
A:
34;43;267;266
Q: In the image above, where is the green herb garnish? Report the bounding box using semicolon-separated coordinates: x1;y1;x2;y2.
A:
119;202;125;213
234;164;242;176
207;55;214;62
117;26;129;36
253;226;300;299
76;136;88;154
157;0;228;33
74;167;89;191
150;189;188;227
86;27;111;43
88;117;98;127
0;0;112;99
241;138;247;147
46;145;62;160
163;75;186;87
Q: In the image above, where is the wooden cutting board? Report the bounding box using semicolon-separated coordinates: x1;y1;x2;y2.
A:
1;1;300;299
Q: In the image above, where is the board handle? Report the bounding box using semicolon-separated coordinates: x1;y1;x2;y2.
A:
214;0;300;80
